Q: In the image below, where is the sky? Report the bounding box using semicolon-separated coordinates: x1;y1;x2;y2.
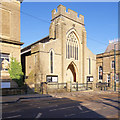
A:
20;2;118;54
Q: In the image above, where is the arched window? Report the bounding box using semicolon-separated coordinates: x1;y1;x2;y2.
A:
99;66;103;80
50;51;53;73
66;31;79;60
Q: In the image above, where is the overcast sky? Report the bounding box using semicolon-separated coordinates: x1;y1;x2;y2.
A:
21;2;118;54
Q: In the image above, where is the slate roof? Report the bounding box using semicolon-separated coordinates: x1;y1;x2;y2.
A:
105;41;120;53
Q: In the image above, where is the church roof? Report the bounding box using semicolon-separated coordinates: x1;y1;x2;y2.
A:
105;41;120;53
21;36;49;54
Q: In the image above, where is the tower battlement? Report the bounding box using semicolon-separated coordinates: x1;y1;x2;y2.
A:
52;4;84;25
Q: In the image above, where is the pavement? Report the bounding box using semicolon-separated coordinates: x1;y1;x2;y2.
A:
0;94;52;104
0;90;119;104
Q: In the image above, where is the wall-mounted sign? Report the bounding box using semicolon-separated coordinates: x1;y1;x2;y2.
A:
87;76;93;82
1;82;10;88
46;75;58;83
52;77;58;82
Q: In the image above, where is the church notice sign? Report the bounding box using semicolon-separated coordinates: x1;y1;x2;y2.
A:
46;75;58;83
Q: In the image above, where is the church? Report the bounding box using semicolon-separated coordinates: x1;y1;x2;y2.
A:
21;5;96;92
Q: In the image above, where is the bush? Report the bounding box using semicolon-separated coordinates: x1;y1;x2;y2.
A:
8;57;24;87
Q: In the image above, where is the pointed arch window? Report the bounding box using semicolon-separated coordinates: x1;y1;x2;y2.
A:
50;51;53;73
66;31;79;60
99;66;103;80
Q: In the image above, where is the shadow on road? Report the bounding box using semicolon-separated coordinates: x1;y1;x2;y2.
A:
2;95;111;119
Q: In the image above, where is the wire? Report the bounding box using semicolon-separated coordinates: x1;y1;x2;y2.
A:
0;2;51;24
0;2;110;47
87;36;108;46
20;11;51;24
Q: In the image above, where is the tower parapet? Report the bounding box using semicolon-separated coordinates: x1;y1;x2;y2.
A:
52;4;84;25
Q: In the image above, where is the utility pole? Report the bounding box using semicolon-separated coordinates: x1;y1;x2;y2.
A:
114;44;116;91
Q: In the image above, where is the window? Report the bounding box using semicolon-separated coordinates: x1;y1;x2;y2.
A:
66;44;67;58
0;53;9;71
66;32;79;60
75;46;76;60
89;58;91;74
50;51;53;73
73;46;74;58
1;9;11;37
99;66;103;80
107;74;110;87
77;46;78;60
68;44;70;59
112;61;115;69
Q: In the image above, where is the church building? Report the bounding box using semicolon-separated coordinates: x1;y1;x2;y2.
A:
21;5;96;91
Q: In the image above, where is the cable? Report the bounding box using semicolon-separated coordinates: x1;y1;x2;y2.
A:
87;36;108;46
20;11;51;24
0;2;51;24
0;2;110;47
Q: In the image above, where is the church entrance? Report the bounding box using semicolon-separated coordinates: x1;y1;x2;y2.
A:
67;62;76;83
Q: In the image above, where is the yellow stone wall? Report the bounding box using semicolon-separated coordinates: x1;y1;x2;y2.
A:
96;51;120;89
0;0;22;87
25;5;96;88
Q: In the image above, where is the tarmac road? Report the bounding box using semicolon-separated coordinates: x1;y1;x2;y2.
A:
2;91;119;119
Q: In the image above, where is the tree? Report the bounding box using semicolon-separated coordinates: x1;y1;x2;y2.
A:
8;57;24;87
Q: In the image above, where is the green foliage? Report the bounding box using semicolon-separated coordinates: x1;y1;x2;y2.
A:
8;57;24;87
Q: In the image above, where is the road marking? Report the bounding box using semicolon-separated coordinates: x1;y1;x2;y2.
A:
49;106;76;111
36;113;42;118
65;114;75;117
5;115;21;118
78;106;83;110
37;107;41;108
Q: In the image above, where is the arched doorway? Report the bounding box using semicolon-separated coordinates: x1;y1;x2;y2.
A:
67;62;76;83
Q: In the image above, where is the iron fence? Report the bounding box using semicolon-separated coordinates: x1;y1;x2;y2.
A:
71;82;93;92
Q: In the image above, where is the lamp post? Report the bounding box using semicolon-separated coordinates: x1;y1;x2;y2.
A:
114;44;116;91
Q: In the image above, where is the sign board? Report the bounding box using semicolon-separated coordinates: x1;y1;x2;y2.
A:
46;75;58;83
90;77;93;82
52;77;58;82
1;82;10;88
47;77;52;82
87;76;93;82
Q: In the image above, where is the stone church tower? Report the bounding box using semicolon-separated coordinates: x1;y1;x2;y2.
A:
21;5;96;92
0;0;24;88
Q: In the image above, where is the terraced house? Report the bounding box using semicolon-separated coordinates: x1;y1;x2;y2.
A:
96;40;120;90
0;0;23;88
21;5;96;92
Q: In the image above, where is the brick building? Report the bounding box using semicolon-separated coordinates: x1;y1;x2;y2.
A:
0;0;24;88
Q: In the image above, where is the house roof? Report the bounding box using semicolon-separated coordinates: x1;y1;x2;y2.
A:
105;41;120;53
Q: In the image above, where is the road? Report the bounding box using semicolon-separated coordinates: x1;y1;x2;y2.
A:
2;91;119;119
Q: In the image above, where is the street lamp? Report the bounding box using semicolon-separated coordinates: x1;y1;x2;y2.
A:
114;44;116;91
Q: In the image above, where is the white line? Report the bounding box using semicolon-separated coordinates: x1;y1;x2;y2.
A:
37;107;41;108
5;115;21;118
65;114;76;117
35;113;42;118
49;106;76;112
78;106;83;110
